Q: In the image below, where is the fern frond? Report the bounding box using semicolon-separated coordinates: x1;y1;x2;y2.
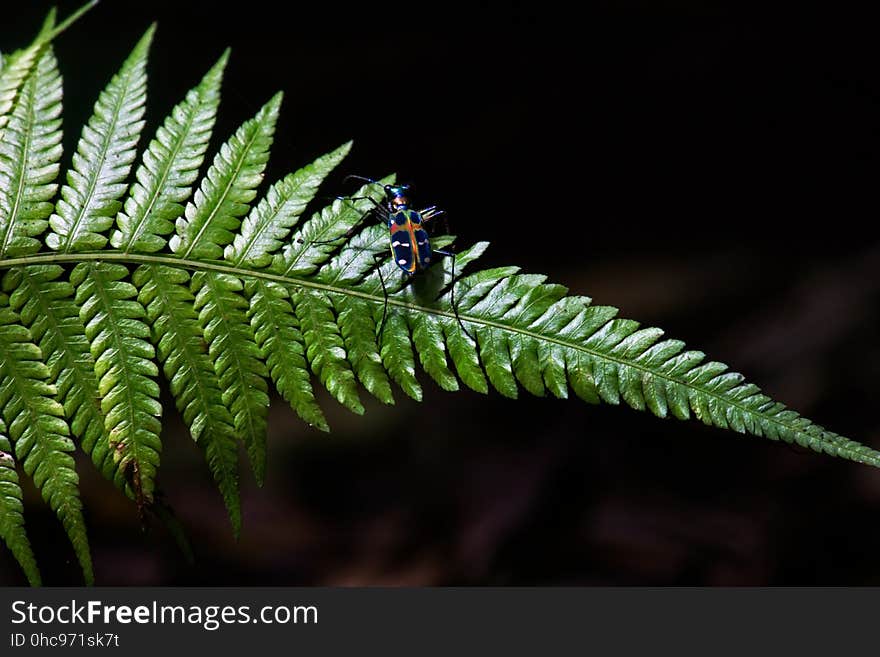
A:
71;262;162;503
169;93;281;259
47;26;153;252
0;302;92;584
299;226;879;466
110;51;227;253
400;260;880;465
134;263;240;533
1;14;878;587
192;271;270;484
0;417;39;586
0;46;62;258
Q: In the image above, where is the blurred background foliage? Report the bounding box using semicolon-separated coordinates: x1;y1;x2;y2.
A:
1;0;879;585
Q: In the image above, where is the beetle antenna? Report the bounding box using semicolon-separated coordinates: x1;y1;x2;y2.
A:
343;174;384;188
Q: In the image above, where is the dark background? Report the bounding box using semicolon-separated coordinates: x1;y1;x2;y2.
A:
2;0;879;585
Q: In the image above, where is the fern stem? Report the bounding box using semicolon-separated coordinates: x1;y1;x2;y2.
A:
47;1;100;41
0;249;872;466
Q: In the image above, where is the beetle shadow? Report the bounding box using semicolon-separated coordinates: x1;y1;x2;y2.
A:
406;260;452;308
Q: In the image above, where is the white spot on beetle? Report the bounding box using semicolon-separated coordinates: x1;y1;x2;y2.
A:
398;259;407;265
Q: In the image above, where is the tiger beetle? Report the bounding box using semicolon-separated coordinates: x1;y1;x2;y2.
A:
307;175;473;342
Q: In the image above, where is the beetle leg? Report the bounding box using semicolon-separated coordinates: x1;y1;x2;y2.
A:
433;247;475;343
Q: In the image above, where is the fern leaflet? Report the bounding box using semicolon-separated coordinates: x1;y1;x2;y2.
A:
0;300;92;584
110;51;227;253
47;25;153;252
0;417;39;586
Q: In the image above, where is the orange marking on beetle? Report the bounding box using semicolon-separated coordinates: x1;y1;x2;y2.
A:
408;223;421;267
388;211;430;274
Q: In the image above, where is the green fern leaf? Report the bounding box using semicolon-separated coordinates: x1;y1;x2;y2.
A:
71;262;162;503
225;141;351;268
133;263;240;533
2;264;109;475
246;278;328;431
333;294;395;404
0;2;96;136
110;51;227;253
360;234;481;401
314;226;395;405
2;15;879;586
0;417;40;586
311;225;879;466
0;8;56;136
0;17;118;500
294;287;363;414
169;93;281;259
265;182;392;412
430;263;879;464
0;46;62;258
192;270;270;484
270;180;388;276
157;92;285;484
379;311;423;401
409;311;459;393
233;144;358;428
0;301;92;584
46;26;153;252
